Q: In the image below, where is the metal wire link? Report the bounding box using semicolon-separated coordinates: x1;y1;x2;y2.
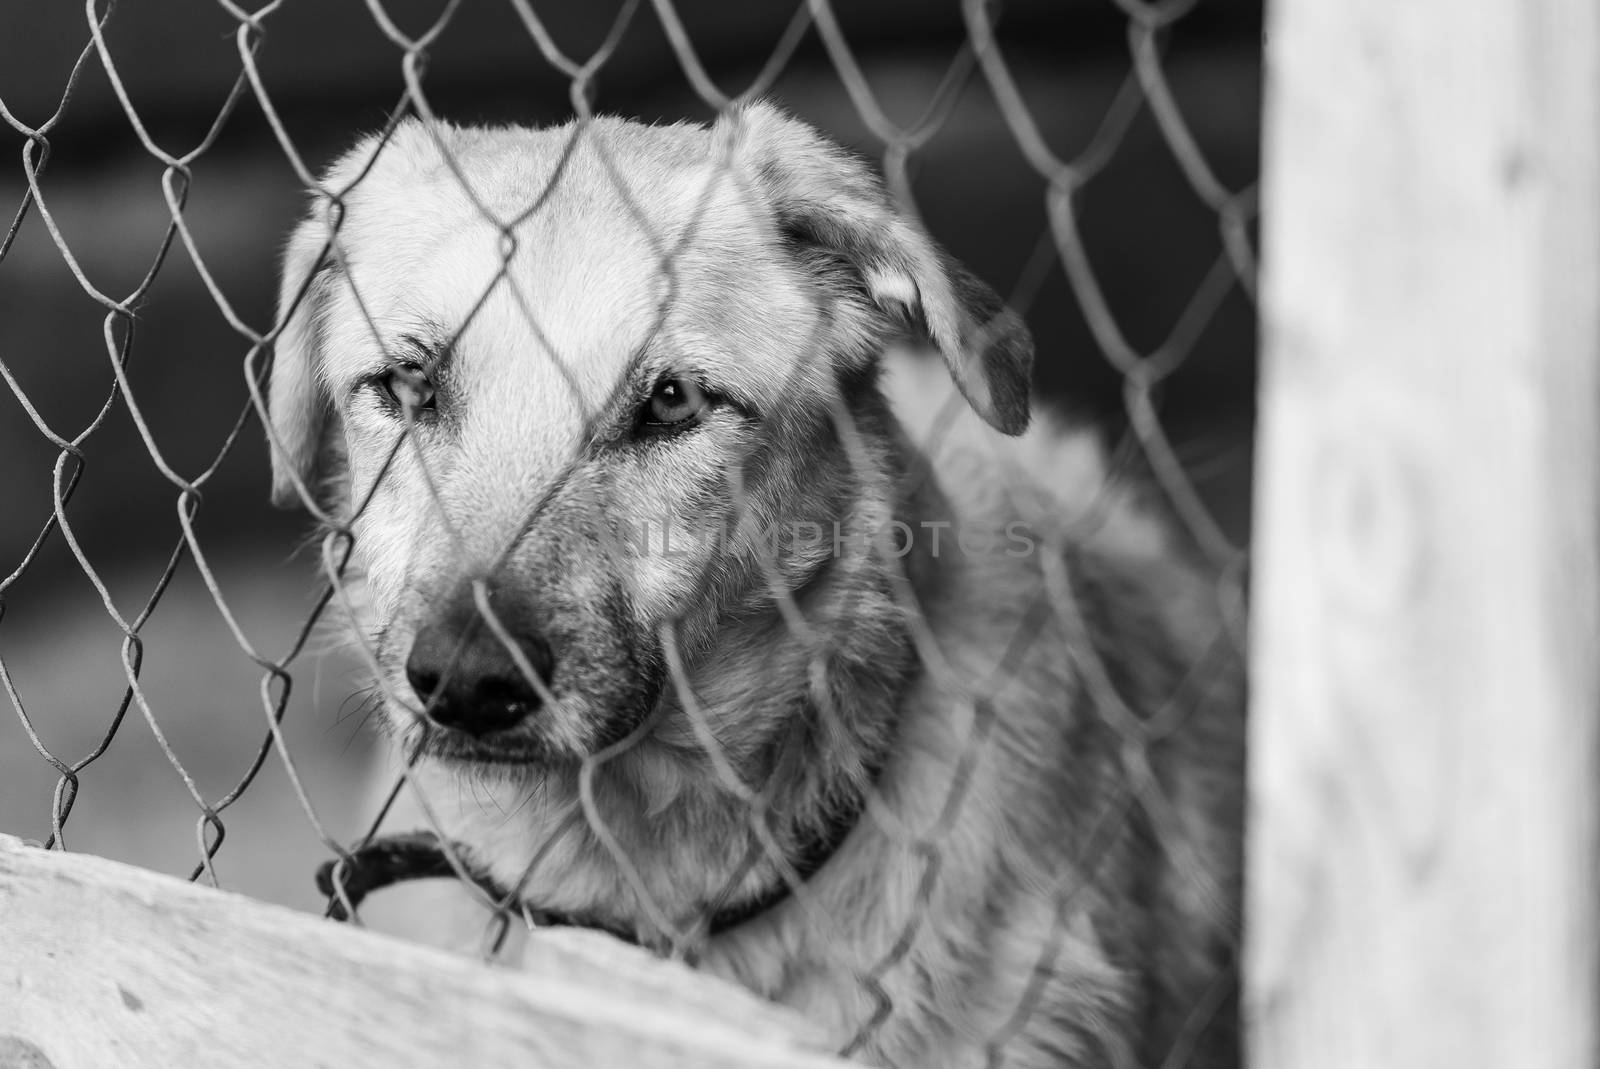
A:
1;1;1255;1065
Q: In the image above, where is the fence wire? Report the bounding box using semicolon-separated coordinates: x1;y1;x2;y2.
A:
1;1;1256;1066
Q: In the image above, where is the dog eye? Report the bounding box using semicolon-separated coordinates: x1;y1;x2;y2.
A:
644;377;711;428
379;363;436;416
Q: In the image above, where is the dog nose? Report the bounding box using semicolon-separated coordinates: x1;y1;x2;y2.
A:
405;608;554;738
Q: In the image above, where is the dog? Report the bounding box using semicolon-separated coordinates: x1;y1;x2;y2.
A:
265;102;1244;1069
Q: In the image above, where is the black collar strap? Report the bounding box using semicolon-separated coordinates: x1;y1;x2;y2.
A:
316;786;871;942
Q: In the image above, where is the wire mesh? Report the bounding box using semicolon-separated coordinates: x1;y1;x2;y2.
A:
1;2;1256;1066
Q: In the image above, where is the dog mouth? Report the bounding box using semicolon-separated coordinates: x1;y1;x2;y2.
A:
417;731;571;767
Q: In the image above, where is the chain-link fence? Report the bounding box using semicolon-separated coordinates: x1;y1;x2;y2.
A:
1;2;1257;1066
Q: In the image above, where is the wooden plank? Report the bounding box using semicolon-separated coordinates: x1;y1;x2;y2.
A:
1249;0;1600;1067
0;835;850;1069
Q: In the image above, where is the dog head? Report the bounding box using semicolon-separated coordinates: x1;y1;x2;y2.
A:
267;103;1032;772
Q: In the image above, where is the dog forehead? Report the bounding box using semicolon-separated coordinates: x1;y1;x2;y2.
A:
323;120;828;409
329;117;730;255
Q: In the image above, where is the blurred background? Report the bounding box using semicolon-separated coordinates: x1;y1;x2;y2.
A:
0;0;1260;912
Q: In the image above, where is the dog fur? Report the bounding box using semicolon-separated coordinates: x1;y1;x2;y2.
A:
267;103;1243;1069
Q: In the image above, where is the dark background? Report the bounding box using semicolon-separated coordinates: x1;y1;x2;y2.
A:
0;0;1260;908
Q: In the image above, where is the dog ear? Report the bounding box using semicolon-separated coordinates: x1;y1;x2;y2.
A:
715;101;1033;436
267;208;338;509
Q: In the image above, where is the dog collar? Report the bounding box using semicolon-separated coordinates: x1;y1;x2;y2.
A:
316;794;868;943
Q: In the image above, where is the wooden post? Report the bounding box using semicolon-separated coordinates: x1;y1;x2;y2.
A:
1249;1;1600;1066
0;835;849;1069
